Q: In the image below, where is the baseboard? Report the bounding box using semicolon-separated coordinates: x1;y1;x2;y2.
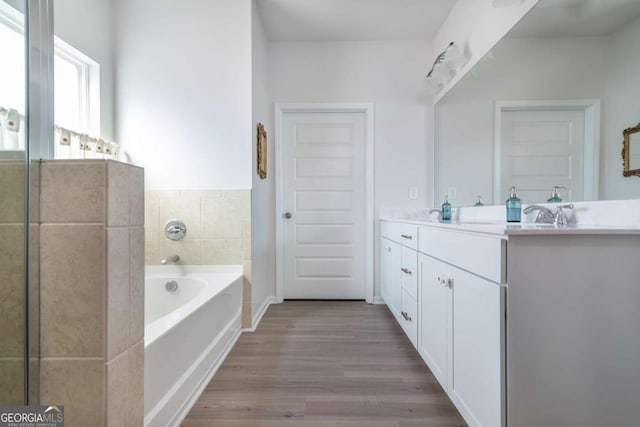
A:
244;296;279;332
372;296;386;305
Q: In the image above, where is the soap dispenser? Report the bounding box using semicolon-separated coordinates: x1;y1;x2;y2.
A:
442;196;452;221
547;186;566;203
506;186;521;223
474;196;484;207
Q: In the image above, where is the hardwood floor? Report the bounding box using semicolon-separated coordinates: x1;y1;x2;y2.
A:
182;301;466;427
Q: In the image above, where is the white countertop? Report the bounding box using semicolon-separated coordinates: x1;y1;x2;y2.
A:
380;217;640;237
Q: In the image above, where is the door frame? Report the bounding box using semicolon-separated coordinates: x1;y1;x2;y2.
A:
493;99;601;203
274;103;375;303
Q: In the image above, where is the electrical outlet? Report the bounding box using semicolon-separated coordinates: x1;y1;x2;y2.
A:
409;186;418;200
447;187;457;200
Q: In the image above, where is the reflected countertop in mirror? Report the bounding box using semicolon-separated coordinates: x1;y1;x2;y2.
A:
434;0;640;207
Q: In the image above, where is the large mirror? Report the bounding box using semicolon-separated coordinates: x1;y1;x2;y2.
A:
435;0;640;206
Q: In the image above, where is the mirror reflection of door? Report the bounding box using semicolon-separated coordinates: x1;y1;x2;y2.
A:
0;0;26;406
498;108;585;203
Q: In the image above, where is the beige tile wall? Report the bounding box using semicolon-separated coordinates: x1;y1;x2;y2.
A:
0;161;26;405
38;160;144;427
145;189;252;326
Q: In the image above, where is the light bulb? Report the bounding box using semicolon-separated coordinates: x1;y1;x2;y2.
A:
424;76;443;95
444;43;465;69
430;62;447;86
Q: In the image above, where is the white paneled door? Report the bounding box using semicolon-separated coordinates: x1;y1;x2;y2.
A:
500;109;585;203
282;111;366;299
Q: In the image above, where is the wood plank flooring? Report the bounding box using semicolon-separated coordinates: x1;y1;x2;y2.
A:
182;301;466;427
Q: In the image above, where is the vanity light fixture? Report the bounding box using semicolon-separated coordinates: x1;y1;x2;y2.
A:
425;42;466;94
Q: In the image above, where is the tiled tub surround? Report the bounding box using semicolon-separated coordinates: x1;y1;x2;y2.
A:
145;189;252;326
39;160;144;427
0;161;25;405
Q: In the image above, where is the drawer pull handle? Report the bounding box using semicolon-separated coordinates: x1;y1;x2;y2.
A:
401;268;412;275
401;311;412;322
401;234;413;240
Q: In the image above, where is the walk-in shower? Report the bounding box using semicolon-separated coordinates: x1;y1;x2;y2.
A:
0;0;54;405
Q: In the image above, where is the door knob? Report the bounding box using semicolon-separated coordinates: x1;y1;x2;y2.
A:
284;212;292;219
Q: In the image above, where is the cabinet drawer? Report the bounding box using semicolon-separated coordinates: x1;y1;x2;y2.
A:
381;221;402;242
400;224;418;249
401;289;418;348
418;226;505;283
401;246;418;300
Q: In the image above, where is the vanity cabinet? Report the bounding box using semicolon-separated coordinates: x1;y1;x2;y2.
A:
418;233;505;427
382;218;640;427
380;222;418;347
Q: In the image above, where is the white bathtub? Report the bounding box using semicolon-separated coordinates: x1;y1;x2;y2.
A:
144;265;243;427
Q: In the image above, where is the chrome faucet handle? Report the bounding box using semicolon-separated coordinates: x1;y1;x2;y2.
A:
523;205;555;223
554;204;574;227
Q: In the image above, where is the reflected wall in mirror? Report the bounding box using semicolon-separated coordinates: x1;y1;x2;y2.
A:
623;123;640;176
435;0;640;206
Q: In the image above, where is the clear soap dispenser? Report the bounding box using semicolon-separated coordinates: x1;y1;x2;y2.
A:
506;186;521;223
547;186;566;203
442;196;452;221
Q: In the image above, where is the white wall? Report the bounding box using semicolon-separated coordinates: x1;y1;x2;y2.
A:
251;1;276;318
603;15;640;200
54;0;115;139
436;37;607;206
432;0;538;103
268;39;434;296
114;0;252;190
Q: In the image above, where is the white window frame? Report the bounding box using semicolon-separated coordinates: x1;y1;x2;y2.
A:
54;39;101;135
0;0;100;136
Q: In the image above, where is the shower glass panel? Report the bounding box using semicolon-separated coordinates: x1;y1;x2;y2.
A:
0;0;27;405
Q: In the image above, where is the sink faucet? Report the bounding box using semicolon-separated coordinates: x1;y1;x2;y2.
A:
523;205;555;224
524;204;574;227
160;254;180;265
428;208;442;222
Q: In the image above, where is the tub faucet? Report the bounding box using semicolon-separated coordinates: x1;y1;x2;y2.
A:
160;254;180;265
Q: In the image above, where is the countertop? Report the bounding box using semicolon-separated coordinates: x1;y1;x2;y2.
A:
379;217;640;237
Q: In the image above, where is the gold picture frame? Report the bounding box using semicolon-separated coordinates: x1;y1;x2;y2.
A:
257;123;267;179
622;122;640;177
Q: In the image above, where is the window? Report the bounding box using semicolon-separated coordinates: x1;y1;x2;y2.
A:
54;39;101;158
0;1;100;157
0;1;25;115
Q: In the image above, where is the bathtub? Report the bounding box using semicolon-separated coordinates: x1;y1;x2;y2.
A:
144;265;243;427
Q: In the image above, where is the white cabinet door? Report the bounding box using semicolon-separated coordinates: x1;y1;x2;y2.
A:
449;264;504;427
380;237;401;321
418;254;451;390
400;289;418;348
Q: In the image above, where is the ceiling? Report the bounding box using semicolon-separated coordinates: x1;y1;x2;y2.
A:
254;0;457;42
509;0;640;37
